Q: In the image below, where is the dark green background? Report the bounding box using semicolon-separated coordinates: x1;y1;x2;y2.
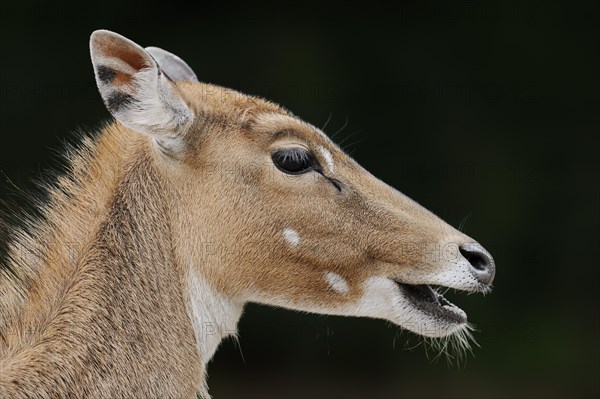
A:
0;1;598;398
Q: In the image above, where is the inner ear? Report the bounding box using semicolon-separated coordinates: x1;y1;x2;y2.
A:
93;36;154;89
100;42;148;70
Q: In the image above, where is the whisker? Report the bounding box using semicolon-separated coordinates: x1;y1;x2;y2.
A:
330;116;349;141
341;137;366;152
414;323;478;367
320;112;333;132
336;129;364;150
458;213;472;232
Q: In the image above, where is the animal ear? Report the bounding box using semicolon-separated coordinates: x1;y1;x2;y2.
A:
89;30;193;152
145;47;198;82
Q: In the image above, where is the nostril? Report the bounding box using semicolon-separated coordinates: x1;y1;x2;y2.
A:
458;243;495;285
459;246;488;271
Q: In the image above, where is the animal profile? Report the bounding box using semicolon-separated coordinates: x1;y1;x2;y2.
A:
0;30;495;398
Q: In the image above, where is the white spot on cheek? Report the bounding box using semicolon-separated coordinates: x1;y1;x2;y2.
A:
325;271;349;294
319;147;335;173
283;228;300;246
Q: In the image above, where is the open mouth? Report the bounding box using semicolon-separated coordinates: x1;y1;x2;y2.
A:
393;281;467;324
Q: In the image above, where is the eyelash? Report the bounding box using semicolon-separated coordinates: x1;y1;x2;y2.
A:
271;148;315;175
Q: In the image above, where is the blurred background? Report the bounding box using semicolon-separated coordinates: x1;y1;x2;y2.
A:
0;1;598;398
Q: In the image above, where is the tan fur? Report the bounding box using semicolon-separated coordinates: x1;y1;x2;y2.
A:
1;128;201;398
0;32;493;398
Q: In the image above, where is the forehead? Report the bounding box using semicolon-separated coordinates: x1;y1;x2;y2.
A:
250;112;329;145
178;81;330;146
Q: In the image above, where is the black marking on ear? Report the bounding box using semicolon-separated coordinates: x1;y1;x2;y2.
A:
97;66;116;84
106;91;135;112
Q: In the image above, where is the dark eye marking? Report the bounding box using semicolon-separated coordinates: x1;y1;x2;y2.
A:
271;148;316;175
271;147;343;192
327;178;343;192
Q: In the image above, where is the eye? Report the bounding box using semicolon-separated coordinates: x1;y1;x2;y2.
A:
271;147;315;175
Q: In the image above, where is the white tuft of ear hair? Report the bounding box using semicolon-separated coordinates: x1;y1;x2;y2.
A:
89;30;194;153
145;47;198;83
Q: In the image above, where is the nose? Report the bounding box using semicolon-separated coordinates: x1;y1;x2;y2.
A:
459;243;495;285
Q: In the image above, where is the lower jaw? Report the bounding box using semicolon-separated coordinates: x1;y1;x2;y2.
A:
393;281;468;325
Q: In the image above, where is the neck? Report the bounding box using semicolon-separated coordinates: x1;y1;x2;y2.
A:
188;271;245;362
0;125;233;398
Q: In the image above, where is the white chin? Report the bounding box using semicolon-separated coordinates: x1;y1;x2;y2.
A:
341;277;469;338
272;277;471;339
391;281;468;338
392;306;468;338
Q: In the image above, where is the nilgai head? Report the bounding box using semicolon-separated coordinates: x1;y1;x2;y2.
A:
90;30;495;351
